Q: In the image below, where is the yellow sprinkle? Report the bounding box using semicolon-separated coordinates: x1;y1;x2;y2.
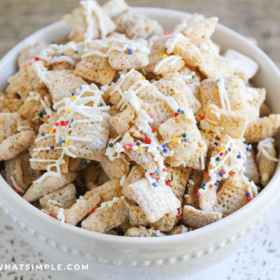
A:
66;109;71;114
150;227;155;230
198;143;203;148
138;146;143;151
211;125;215;129
175;118;180;123
174;94;178;97
71;96;76;101
221;146;225;150
205;129;209;133
163;54;168;58
141;76;145;80
65;139;70;146
49;130;53;134
45;62;51;67
173;137;178;143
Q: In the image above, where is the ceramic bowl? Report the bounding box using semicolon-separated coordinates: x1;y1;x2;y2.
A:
0;7;279;280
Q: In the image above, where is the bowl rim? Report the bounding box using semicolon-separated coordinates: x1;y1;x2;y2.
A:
0;6;280;245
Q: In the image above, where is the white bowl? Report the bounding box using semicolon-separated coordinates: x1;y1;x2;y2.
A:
0;7;280;280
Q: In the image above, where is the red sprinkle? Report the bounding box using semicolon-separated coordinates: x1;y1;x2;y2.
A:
15;189;18;193
34;56;40;61
200;115;205;120
144;137;151;144
174;112;179;117
49;213;52;217
246;196;252;201
165;181;171;186
221;169;226;174
89;211;93;215
220;152;224;156
46;115;50;119
205;172;209;176
54;122;59;126
152;128;156;133
162;167;167;172
42;97;45;101
53;129;57;133
149;173;153;177
56;61;62;66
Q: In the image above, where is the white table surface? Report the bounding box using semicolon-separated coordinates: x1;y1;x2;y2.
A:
0;202;280;280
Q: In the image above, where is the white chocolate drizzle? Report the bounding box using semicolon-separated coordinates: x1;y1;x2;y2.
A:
257;138;279;162
98;196;125;210
17;125;31;132
165;33;186;54
216;78;231;111
81;0;107;41
10;176;25;194
154;55;182;73
57;208;65;223
81;38;150;59
47;199;63;207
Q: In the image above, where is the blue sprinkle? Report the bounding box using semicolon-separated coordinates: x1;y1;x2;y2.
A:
177;108;181;113
128;49;133;55
52;62;56;66
184;138;188;142
79;85;82;90
41;132;45;136
50;146;54;150
214;181;219;186
82;158;87;164
163;148;168;153
237;155;242;159
56;54;60;57
70;119;74;123
71;92;75;96
152;182;157;187
246;147;252;152
155;169;160;174
202;182;206;186
217;78;221;83
246;192;250;197
136;141;141;146
219;172;224;177
42;110;46;115
162;144;167;148
228;148;231;151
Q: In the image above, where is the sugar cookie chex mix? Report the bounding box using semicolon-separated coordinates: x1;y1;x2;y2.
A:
1;0;279;236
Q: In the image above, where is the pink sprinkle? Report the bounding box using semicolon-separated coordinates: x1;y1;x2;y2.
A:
122;145;127;150
128;142;134;148
54;122;59;126
148;113;154;119
164;31;171;36
162;167;167;172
